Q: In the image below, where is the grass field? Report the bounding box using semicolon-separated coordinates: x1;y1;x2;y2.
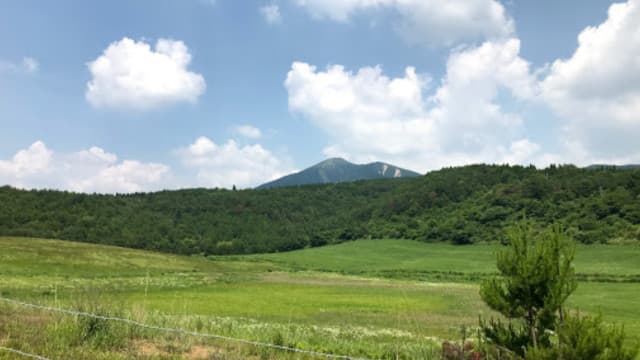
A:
1;237;639;359
241;239;640;279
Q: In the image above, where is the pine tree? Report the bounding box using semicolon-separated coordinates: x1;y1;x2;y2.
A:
479;222;577;354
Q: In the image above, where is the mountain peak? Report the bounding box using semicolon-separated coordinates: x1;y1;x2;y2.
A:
257;158;420;189
315;157;351;167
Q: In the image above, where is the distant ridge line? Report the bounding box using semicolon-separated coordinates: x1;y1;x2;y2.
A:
585;164;640;170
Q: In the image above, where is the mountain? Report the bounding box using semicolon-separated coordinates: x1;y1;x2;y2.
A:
257;158;422;189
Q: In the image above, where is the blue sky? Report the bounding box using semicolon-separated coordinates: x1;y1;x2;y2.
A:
1;0;639;192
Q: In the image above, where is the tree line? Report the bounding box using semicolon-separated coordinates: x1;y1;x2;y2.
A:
1;164;639;255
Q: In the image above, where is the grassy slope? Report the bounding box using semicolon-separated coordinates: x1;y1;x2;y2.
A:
0;236;208;277
245;239;640;337
1;237;639;359
0;237;489;333
245;239;640;277
0;237;486;358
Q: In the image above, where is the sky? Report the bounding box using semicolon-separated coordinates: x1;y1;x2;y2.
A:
1;0;639;192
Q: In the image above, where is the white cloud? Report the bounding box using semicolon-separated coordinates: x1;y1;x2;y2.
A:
261;4;282;24
285;39;551;171
235;125;263;139
293;0;514;47
86;37;206;110
178;136;292;188
0;141;52;179
0;138;292;192
541;0;640;162
0;57;39;74
22;57;39;73
0;142;170;193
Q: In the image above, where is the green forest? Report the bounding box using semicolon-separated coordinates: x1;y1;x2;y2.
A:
2;164;639;255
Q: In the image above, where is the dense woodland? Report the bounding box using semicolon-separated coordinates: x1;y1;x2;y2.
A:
1;164;640;255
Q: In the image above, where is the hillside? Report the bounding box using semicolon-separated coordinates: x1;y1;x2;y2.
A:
1;164;640;254
257;157;421;189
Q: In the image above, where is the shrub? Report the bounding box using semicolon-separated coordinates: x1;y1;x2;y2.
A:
525;313;638;360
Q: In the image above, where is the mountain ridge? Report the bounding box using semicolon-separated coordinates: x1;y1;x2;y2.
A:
585;164;640;170
257;158;421;189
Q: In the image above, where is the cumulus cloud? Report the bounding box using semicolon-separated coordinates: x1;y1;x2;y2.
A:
177;136;292;188
290;0;640;166
0;142;170;193
86;37;206;110
541;0;640;162
234;125;263;139
285;39;551;171
0;57;39;74
0;138;292;192
260;4;282;24
0;141;52;179
293;0;514;47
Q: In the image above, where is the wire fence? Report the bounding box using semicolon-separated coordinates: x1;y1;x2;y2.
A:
0;345;51;360
0;296;370;360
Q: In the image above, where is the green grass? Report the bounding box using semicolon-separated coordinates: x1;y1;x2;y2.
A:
241;239;640;278
1;237;639;359
245;240;499;275
0;236;269;277
568;282;640;337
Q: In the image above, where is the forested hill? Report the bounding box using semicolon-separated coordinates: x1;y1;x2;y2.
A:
2;164;639;255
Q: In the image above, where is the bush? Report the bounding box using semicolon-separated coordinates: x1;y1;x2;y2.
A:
57;304;132;350
525;313;638;360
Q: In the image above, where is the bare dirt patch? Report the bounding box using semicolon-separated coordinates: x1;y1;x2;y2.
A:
185;345;215;359
134;340;171;357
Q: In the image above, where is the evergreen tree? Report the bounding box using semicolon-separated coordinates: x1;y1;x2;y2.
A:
479;221;637;359
480;222;577;353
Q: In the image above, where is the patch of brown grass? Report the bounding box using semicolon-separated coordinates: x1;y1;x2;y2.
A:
134;340;171;357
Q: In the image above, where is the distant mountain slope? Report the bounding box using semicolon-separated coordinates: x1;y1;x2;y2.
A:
257;158;421;189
